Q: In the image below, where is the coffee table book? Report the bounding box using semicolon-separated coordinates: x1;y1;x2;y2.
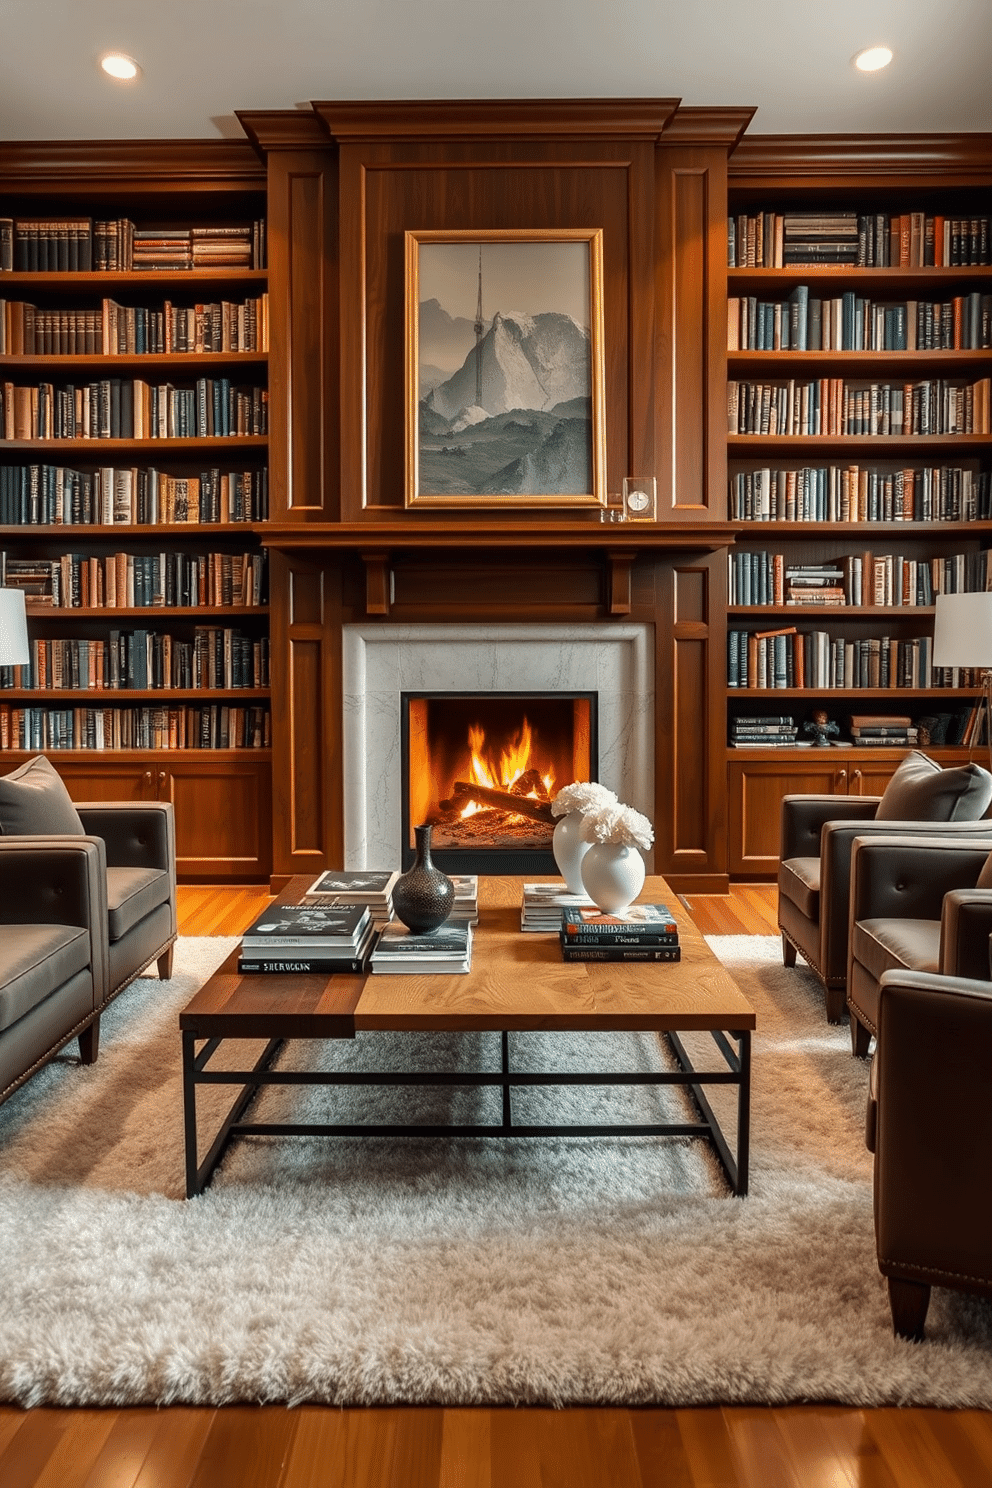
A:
369;920;473;975
241;903;371;951
306;870;399;907
561;904;680;946
521;882;594;931
238;925;378;975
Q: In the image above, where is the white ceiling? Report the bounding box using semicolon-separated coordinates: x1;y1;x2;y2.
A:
0;0;989;141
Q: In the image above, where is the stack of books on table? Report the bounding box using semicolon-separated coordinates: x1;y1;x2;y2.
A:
730;715;799;748
237;903;377;974
520;881;594;932
848;714;919;748
448;875;479;927
560;904;681;963
369;919;473;975
306;869;399;917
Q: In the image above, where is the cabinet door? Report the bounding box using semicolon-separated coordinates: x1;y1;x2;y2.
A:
848;757;903;797
158;760;272;883
52;760;155;804
728;757;847;877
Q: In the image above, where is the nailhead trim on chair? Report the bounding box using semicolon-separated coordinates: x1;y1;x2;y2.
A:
0;1007;100;1107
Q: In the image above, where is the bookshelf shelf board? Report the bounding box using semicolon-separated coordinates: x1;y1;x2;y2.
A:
1;688;271;702
0;524;266;538
728;434;992;454
23;606;269;620
725;745;932;759
729;266;992;291
728;350;992;373
0;353;268;372
729;520;992;536
0;748;273;761
727;605;937;617
729;687;972;699
0;437;268;454
0;271;268;289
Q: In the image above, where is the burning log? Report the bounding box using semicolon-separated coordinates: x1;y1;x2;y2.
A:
510;768;549;800
444;780;556;824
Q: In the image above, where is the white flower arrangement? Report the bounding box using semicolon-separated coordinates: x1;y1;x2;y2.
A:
579;801;654;852
550;781;618;818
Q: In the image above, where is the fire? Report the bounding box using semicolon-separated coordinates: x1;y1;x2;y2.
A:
460;719;554;818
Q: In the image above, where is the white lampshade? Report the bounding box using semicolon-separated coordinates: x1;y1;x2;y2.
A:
932;592;992;669
0;587;29;667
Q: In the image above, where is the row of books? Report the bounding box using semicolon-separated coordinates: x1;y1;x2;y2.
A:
0;702;271;751
728;628;944;691
1;628;269;692
728;465;991;524
728;550;992;609
0;297;269;356
728;212;991;269
728;378;992;438
0;219;267;273
518;884;681;962
728;289;992;352
730;714;799;747
0;463;268;527
0;378;269;441
0;550;266;608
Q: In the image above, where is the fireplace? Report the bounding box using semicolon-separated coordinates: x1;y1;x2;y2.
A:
401;691;597;873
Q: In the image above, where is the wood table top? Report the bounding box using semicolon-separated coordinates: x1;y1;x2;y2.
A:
180;875;756;1037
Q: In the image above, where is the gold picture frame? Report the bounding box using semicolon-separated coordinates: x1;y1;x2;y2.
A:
404;228;607;510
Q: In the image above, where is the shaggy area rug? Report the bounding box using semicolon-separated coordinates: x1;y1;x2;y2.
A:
1;934;991;1408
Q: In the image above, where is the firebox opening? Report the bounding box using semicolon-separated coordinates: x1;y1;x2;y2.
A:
400;691;598;875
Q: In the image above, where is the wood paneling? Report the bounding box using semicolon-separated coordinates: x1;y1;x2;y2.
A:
161;760;272;882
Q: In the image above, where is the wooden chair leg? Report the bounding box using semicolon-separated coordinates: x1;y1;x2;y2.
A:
782;934;797;968
851;1013;872;1058
157;944;174;980
825;984;846;1024
78;1017;100;1065
888;1277;931;1341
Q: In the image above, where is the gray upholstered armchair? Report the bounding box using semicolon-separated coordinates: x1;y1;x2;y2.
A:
778;752;992;1022
847;832;992;1055
866;962;992;1341
0;836;107;1105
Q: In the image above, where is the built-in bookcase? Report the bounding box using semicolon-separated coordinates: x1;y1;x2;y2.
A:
725;137;992;873
0;142;272;880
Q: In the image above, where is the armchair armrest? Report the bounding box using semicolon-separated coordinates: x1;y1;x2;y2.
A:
849;834;992;926
780;794;880;862
940;890;992;980
77;801;175;875
0;836;109;1002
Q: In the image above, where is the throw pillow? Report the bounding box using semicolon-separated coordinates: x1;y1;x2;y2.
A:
875;750;992;823
0;755;85;836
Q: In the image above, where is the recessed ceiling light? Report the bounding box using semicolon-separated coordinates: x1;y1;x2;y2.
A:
100;53;141;81
853;46;893;72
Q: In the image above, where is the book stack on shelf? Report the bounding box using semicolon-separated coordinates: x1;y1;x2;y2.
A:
520;881;594;932
369;920;473;975
0;217;266;273
306;869;399;918
728;211;991;269
848;714;919;748
560;905;681;963
237;903;377;975
730;715;799;748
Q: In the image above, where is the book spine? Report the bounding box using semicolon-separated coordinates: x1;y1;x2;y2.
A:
561;946;682;962
562;930;679;946
237;957;368;975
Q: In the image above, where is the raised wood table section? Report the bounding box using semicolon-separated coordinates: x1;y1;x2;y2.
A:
180;876;755;1197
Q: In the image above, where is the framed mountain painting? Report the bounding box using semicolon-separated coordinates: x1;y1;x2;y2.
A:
404;229;607;510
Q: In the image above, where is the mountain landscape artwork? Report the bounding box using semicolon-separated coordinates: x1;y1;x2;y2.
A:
407;232;605;507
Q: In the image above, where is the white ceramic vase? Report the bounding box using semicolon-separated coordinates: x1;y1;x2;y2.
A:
580;842;646;915
552;810;591;895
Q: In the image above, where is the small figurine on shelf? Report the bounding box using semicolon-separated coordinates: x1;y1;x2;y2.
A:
804;710;840;747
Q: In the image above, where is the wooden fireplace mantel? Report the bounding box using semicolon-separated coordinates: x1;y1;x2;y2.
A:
260;522;736;553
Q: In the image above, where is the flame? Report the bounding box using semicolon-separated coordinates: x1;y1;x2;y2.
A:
460;717;554;819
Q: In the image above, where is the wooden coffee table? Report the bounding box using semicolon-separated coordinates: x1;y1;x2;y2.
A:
180;875;755;1197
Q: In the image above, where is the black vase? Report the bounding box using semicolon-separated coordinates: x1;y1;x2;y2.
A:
392;823;455;933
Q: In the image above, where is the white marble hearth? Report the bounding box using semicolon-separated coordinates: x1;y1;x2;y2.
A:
342;623;654;870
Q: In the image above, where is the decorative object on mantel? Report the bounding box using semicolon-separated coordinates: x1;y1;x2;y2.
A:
579;801;654;915
391;822;456;933
550;781;618;894
804;709;840;747
622;475;658;522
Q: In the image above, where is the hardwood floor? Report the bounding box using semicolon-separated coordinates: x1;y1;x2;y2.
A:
2;883;989;1486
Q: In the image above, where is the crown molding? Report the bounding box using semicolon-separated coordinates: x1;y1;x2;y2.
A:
661;106;757;149
313;98;681;144
0;139;264;189
730;133;992;184
235;110;330;154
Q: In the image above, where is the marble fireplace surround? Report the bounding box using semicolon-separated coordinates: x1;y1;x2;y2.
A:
342;623;655;871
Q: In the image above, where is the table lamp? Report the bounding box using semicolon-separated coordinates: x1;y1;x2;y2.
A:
0;586;29;668
932;591;992;770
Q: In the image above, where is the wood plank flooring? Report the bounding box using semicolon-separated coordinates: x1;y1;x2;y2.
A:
1;883;988;1486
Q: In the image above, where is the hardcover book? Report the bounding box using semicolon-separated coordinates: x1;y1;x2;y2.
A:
307;869;399;902
241;903;371;949
561;905;679;941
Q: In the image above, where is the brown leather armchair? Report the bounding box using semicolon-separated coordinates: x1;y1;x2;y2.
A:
0;836;108;1106
847;832;992;1055
866;963;992;1340
778;801;992;1022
